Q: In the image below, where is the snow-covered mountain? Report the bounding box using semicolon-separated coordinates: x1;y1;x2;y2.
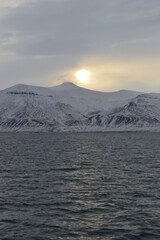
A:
0;82;160;132
51;82;140;113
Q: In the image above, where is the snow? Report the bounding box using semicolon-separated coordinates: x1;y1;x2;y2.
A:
0;82;160;132
4;83;54;96
51;82;141;114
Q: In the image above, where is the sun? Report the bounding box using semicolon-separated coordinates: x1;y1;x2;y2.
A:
75;69;90;84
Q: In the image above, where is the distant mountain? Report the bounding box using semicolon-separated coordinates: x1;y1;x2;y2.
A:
0;82;160;132
50;82;140;113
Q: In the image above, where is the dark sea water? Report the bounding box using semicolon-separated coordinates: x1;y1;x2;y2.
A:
0;133;160;240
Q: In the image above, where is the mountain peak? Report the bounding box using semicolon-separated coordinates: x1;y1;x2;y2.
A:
4;83;30;92
3;83;54;96
61;82;77;86
51;82;80;91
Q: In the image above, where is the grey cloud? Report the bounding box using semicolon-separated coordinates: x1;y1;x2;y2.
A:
0;54;77;89
0;0;160;89
1;0;160;57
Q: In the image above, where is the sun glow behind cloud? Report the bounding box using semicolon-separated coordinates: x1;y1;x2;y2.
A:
51;57;160;92
75;69;90;85
89;58;160;92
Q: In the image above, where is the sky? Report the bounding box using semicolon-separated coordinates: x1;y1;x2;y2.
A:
0;0;160;92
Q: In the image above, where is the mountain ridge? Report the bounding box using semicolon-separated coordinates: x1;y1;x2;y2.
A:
0;82;160;132
2;82;141;94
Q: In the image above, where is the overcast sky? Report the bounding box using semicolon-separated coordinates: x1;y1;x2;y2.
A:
0;0;160;91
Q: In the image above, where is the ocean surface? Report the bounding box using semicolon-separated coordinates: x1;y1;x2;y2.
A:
0;132;160;240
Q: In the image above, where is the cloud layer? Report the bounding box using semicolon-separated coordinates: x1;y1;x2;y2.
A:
0;0;160;91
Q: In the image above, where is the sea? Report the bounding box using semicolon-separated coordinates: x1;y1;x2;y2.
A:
0;132;160;240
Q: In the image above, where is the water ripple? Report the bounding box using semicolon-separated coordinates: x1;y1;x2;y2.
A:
0;132;160;239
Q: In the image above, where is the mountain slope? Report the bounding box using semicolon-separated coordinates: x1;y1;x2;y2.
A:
51;82;141;113
86;94;160;130
0;84;85;131
0;82;160;132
